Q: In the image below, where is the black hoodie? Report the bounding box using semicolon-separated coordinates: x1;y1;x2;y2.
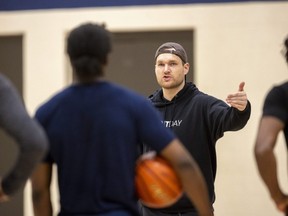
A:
143;82;251;213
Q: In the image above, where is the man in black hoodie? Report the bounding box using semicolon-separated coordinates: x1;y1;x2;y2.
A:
140;42;251;216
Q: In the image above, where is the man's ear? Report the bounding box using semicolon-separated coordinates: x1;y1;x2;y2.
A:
184;63;190;75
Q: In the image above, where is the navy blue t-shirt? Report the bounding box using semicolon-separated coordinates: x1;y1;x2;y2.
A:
35;81;175;216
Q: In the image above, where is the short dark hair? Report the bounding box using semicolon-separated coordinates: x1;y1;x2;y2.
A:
67;23;112;79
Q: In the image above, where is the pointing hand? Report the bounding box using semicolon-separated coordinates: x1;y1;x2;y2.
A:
226;82;248;111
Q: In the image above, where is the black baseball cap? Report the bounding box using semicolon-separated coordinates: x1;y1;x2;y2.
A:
154;42;188;63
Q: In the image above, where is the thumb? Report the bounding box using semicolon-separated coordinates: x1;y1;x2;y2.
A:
238;82;245;92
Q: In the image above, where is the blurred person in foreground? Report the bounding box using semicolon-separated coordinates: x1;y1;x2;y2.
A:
0;73;48;202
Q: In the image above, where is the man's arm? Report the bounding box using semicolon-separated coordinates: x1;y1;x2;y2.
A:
160;139;213;216
254;116;288;213
31;163;53;216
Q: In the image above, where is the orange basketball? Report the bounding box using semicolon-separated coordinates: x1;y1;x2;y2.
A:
135;153;183;208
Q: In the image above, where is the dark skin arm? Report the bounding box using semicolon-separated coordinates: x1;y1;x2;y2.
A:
30;163;53;216
0;179;9;202
160;139;213;216
254;116;288;214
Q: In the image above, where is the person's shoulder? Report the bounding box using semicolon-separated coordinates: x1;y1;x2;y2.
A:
193;87;218;103
0;73;15;90
0;74;24;104
269;80;288;89
35;86;71;115
279;81;288;91
108;82;146;100
111;83;155;112
0;73;8;83
267;81;288;96
190;87;228;110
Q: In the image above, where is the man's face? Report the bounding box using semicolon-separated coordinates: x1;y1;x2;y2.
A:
155;53;189;89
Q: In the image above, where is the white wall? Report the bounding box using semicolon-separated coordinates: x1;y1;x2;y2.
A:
0;1;288;215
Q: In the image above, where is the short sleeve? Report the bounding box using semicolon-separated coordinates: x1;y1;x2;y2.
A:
263;85;288;123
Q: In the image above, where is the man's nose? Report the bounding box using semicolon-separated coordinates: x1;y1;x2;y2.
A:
164;64;170;72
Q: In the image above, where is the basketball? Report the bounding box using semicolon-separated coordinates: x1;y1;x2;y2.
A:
135;153;183;208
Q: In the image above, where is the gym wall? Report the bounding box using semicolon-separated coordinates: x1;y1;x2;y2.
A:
0;1;287;216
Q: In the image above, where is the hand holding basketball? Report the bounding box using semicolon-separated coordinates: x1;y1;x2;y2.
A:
135;153;183;208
